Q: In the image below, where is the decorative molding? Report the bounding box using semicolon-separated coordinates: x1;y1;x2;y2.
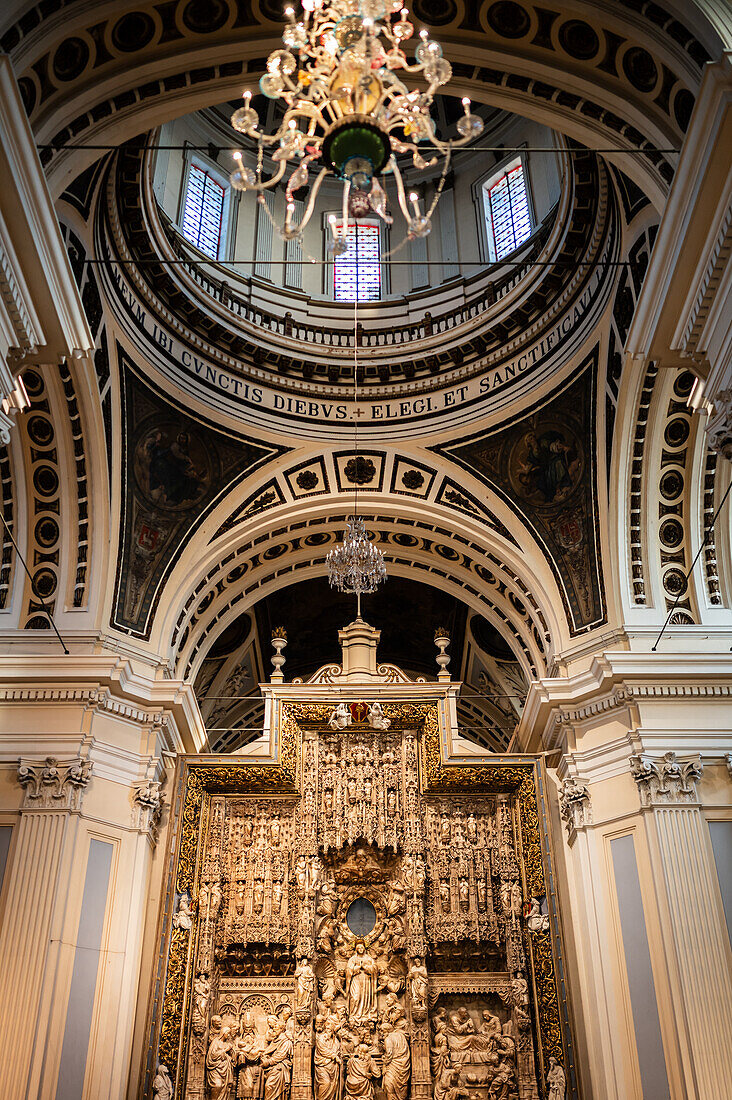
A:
558;777;592;840
17;755;92;810
629;751;703;807
726;752;732;780
429;973;511;995
709;387;732;461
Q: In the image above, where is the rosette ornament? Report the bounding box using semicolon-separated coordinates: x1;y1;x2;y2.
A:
229;0;484;250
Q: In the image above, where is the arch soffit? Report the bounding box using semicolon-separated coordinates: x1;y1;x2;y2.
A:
4;1;718;203
155;493;571;683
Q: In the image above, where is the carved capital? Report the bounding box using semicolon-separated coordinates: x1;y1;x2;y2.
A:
558;777;592;840
629;751;702;807
17;755;92;810
133;780;164;844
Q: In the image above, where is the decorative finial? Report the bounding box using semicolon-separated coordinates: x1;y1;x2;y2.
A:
271;628;287;683
434;628;451;682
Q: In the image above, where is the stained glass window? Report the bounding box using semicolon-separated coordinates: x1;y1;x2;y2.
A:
484;162;532;260
182;163;225;259
332;221;381;302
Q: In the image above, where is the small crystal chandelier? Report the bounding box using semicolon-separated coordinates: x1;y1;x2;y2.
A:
327;516;387;610
228;0;484;249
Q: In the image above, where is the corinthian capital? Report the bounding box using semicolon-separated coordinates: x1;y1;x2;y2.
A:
17;755;93;810
558;776;592;840
630;751;702;807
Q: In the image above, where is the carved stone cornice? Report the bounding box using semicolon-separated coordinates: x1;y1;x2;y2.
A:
558;777;592;840
425;973;511;996
132;780;164;844
17;755;92;811
629;751;703;807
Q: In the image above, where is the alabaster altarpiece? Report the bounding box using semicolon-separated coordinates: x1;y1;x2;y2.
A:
144;622;574;1100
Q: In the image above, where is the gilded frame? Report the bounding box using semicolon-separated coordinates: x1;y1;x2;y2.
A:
143;700;577;1099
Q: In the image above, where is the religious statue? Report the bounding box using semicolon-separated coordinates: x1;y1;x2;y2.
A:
413;856;426;892
253;880;265;913
386;879;406;917
478;1009;501;1045
466;813;478;844
193;970;210;1022
317;878;339;917
329;703;352;731
210;879;222;918
314;1015;342;1100
367;701;391;730
295;957;315;1012
344;1042;380;1100
381;1020;410;1100
527;897;549;932
440;1069;469;1100
261;1017;294;1100
511;972;529;1005
440;880;451;912
408;958;428;1010
295;855;308;898
152;1063;173;1100
272;880;283;914
440;815;451;843
387;789;397;815
476;878;487;912
206;1026;234;1100
234;1018;264;1100
270;819;281;845
547;1057;566;1100
345;942;378;1021
459;877;469;909
172;892;193;930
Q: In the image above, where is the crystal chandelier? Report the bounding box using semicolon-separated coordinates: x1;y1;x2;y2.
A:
326;515;387;600
228;0;484;248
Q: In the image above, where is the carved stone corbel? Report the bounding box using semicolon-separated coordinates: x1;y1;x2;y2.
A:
629;751;703;807
17;755;92;811
558;777;592;841
726;751;732;781
133;780;164;844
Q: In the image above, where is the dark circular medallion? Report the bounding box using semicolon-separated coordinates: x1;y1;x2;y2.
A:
558;20;599;60
664;417;690;449
659;518;683;549
52;36;90;83
27;415;54;447
181;0;230;34
346;897;376;936
673;370;696;399
673;88;695;133
21;369;44;397
33;465;59;498
33;567;57;598
659;469;683;500
112;11;156;53
486;1;531;39
296;470;319;491
622;47;658;93
663;567;687;596
401;469;425;490
344;456;376;485
412;0;458;27
35;517;59;548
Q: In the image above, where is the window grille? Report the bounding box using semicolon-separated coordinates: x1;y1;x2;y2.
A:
332;221;381;302
182;163;225;259
484;163;531;260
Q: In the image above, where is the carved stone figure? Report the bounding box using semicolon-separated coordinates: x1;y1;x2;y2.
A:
511;972;529;1005
440;815;451;843
466;813;478;844
458;878;469;909
193;971;210;1022
345;943;378;1021
206;1026;234;1100
381;1020;410;1100
317;878;338;917
314;1015;342;1100
386;878;406;916
408;958;428;1010
413;856;426;892
270;819;281;845
387;789;397;815
261;1018;293;1100
439;880;451;913
329;703;352;731
547;1057;566;1100
476;878;487;911
527;897;549;932
272;880;283;913
368;702;391;730
295;957;315;1011
152;1063;173;1100
344;1042;380;1100
173;892;193;930
295;855;308;898
210;880;222;918
253;880;265;913
441;1069;469;1100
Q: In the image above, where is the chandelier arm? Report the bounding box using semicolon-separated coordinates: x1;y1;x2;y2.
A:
389;158;413;224
294;168;330;233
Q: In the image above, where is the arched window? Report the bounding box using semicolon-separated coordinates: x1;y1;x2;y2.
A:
181;162;227;259
482;158;532;261
328;219;382;302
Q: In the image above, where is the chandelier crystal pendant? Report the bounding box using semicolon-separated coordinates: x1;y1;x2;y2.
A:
229;0;484;248
326;516;387;607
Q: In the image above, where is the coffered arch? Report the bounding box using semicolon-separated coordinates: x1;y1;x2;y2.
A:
152;489;573;684
1;0;724;203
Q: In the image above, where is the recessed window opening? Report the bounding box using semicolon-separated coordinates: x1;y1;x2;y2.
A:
483;159;532;261
331;220;381;302
182;163;226;259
